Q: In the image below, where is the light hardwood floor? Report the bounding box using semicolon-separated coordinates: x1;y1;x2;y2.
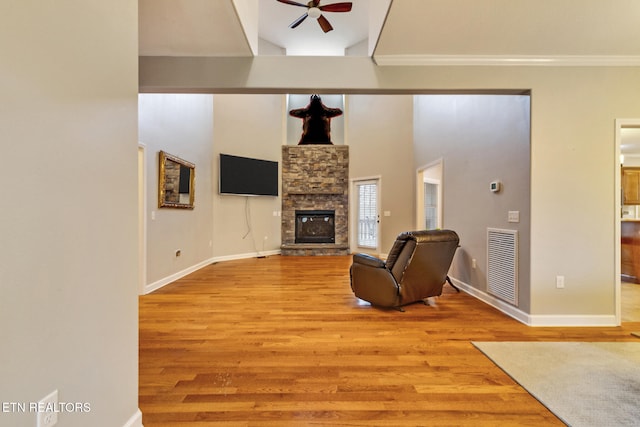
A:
622;281;640;322
139;255;640;426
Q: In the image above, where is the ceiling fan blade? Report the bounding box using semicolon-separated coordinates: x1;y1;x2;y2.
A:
290;12;309;29
317;14;333;33
312;0;321;6
276;0;309;8
318;2;352;12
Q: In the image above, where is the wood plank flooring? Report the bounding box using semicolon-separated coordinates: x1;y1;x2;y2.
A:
622;281;640;322
139;255;640;426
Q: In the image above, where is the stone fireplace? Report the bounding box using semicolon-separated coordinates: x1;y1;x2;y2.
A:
281;145;349;255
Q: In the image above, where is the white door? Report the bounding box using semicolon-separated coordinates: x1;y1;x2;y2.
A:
353;178;380;252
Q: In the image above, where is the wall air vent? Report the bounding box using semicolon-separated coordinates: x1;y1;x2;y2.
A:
487;228;518;306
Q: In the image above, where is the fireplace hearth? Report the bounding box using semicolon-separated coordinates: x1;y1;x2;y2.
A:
295;210;335;244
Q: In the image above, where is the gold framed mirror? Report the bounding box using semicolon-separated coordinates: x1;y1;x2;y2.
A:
158;151;195;209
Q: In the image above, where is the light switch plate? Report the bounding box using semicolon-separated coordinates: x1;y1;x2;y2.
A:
508;211;520;223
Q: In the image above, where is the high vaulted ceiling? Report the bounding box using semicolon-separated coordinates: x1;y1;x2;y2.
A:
139;0;640;65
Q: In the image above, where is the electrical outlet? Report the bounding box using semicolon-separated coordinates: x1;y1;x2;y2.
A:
556;275;565;289
472;259;477;269
37;390;58;427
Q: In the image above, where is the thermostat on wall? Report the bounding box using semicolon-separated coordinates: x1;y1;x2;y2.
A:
490;181;502;193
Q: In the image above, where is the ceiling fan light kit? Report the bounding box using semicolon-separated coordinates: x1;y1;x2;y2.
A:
307;7;321;19
276;0;353;33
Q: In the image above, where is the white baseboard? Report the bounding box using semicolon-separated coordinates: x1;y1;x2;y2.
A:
144;257;216;294
144;250;281;294
123;409;143;427
527;314;618;327
449;277;618;327
212;249;281;263
450;277;530;324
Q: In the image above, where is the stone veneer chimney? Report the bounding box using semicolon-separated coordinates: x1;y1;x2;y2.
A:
281;145;349;255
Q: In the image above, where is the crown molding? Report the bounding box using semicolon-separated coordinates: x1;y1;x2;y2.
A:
372;54;640;67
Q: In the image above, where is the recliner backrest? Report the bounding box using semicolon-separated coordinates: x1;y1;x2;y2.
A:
385;233;416;283
389;239;416;283
384;234;408;269
397;230;459;304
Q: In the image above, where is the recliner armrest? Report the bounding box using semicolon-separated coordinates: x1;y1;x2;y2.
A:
352;253;386;268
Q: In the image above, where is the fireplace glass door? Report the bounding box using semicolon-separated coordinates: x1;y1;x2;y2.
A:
295;210;335;244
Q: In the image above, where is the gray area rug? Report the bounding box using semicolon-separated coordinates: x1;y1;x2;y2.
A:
473;342;640;427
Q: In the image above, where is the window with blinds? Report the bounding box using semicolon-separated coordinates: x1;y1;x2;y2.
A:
357;182;378;248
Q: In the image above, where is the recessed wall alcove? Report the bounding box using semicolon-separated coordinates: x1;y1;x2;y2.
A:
281;145;349;255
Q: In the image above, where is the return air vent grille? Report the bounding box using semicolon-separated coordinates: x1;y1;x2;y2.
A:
487;228;518;306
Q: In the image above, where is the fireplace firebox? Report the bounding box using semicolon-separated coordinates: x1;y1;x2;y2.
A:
295;210;335;243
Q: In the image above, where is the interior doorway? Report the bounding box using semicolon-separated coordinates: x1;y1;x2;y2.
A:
417;159;443;230
616;119;640;323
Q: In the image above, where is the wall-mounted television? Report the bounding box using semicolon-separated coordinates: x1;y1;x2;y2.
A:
219;153;279;196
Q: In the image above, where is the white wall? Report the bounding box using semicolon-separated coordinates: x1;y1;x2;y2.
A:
139;94;215;288
0;1;140;426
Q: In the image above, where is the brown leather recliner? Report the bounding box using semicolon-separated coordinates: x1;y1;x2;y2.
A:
350;230;459;311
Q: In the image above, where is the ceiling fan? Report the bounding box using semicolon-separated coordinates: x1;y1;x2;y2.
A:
276;0;353;33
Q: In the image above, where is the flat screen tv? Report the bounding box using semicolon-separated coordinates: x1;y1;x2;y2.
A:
219;154;279;196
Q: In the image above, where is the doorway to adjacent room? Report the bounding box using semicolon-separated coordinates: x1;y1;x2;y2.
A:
416;159;443;231
617;119;640;323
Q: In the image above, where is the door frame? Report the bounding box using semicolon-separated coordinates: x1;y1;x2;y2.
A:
416;158;444;230
615;119;640;325
350;176;382;254
138;143;147;295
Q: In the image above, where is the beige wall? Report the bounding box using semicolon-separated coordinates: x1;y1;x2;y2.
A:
0;1;140;426
347;95;415;252
212;94;284;258
139;94;215;287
